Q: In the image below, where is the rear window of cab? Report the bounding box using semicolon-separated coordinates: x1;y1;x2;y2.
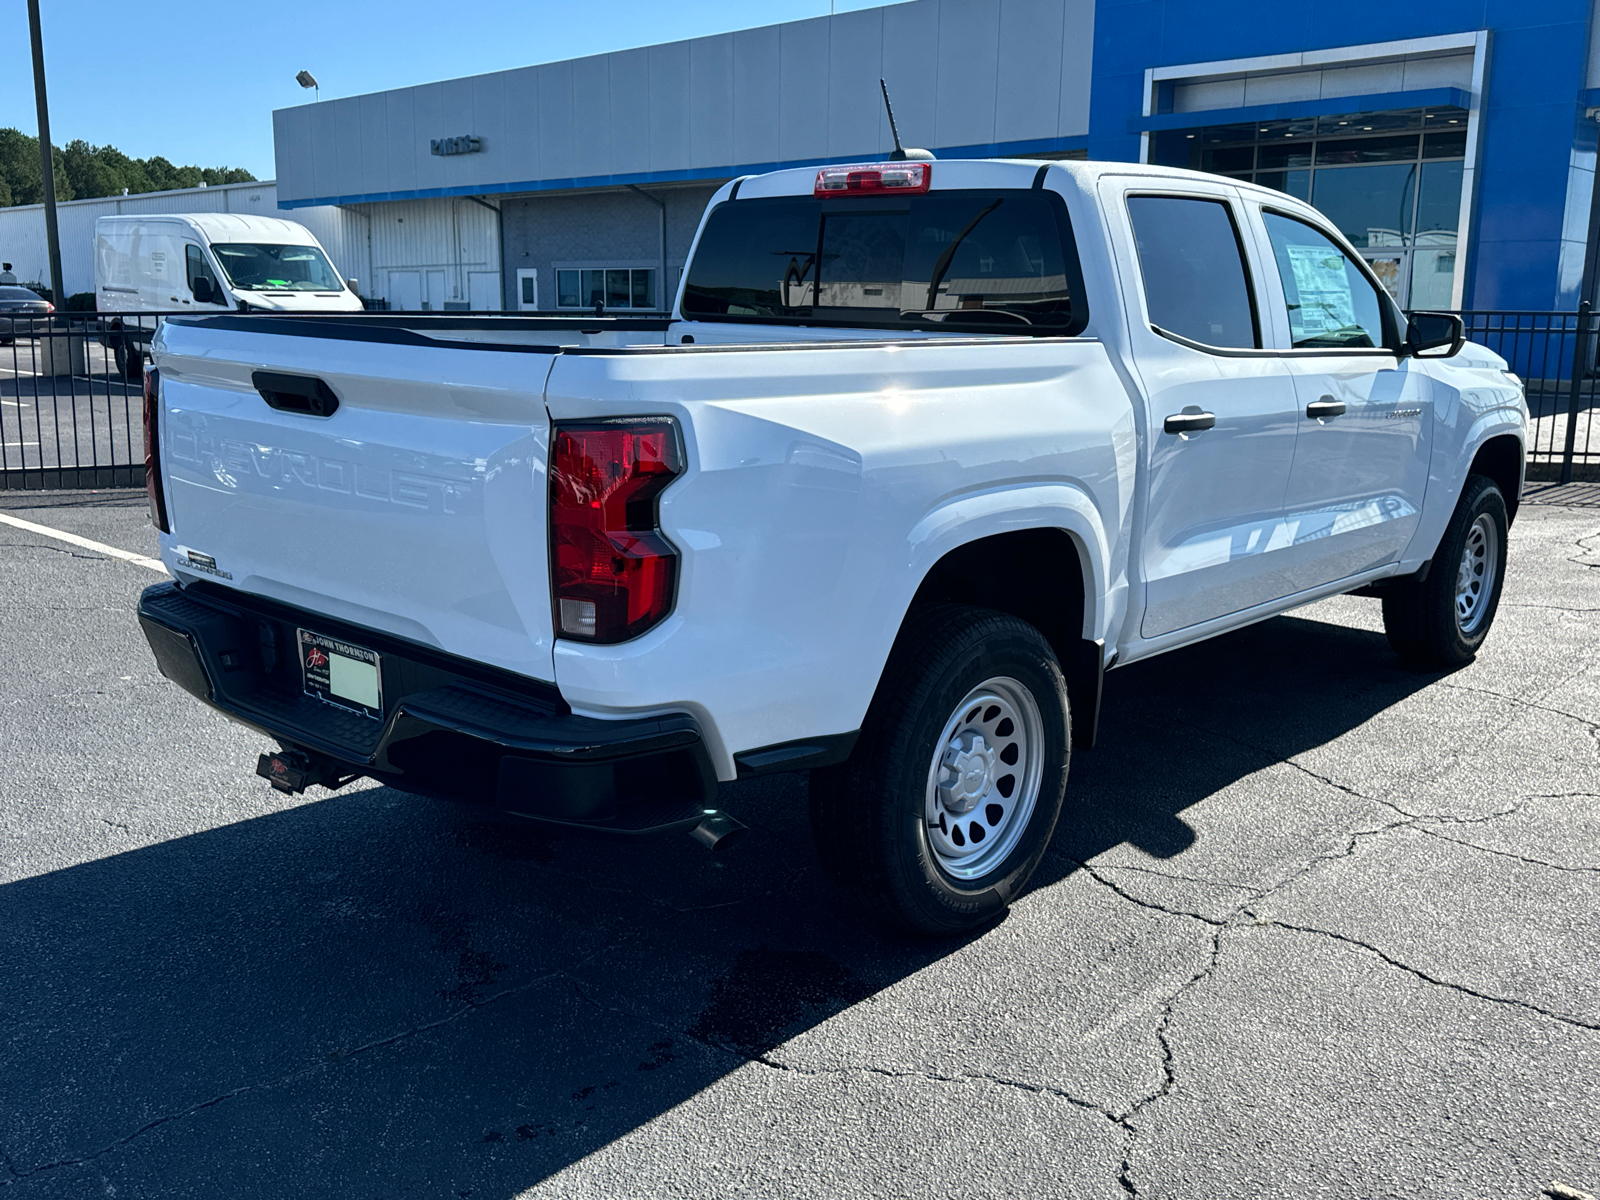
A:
682;188;1088;336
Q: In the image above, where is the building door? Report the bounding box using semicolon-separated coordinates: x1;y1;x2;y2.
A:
389;270;421;311
515;268;539;311
425;271;446;312
468;271;501;311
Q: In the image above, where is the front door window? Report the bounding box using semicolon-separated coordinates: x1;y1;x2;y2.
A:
1260;211;1390;349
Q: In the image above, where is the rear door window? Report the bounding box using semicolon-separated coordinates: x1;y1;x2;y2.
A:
682;189;1085;335
1126;195;1259;349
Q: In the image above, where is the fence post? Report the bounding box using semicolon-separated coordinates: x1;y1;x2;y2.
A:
1561;300;1593;486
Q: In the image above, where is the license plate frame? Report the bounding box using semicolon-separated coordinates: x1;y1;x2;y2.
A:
297;628;384;720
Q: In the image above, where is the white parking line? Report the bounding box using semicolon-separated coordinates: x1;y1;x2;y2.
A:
0;511;168;573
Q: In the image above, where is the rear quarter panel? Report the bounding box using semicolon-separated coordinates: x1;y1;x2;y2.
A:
544;338;1134;777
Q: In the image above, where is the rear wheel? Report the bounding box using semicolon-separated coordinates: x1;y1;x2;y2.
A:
1382;474;1508;668
113;341;142;380
809;604;1070;935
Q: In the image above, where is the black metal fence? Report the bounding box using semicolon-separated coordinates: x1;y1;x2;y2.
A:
0;311;163;490
3;307;1597;491
1459;306;1598;483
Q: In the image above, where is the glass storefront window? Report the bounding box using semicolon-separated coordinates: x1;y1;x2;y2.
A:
1408;160;1465;310
1148;106;1466;307
1307;162;1417;248
555;267;656;309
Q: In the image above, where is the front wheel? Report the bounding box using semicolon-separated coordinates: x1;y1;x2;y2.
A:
1382;474;1509;669
809;605;1070;935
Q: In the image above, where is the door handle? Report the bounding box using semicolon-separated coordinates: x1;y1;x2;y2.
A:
1163;409;1216;435
1306;396;1346;420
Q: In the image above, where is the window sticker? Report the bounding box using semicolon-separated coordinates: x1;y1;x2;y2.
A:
1285;245;1355;338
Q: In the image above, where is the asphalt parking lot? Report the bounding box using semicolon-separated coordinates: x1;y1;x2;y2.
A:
2;486;1598;1199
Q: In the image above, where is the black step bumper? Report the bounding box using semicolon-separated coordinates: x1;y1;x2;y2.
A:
136;581;719;836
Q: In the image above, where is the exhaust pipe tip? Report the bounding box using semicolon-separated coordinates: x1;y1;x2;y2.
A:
689;810;747;852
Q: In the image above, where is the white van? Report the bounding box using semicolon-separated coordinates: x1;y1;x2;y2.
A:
95;213;363;375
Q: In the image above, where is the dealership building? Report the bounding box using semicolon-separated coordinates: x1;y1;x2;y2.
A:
4;0;1598;314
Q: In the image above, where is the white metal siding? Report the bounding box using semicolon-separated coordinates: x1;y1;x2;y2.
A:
363;196;500;309
0;181;367;299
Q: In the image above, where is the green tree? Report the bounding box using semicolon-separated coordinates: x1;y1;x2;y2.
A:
0;128;254;206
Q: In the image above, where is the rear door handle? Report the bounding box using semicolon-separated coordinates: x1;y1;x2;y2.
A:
1163;409;1216;435
1306;396;1346;420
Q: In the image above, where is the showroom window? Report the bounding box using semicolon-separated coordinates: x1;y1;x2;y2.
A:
555;268;656;310
1150;107;1467;309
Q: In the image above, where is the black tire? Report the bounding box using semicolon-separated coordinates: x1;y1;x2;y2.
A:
1382;474;1509;669
114;341;142;380
809;604;1070;936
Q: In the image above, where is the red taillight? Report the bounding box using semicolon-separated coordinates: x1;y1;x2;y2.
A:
143;366;169;533
550;419;682;643
814;161;931;196
44;302;55;313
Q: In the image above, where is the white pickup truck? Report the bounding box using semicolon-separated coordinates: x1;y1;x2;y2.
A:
137;158;1527;934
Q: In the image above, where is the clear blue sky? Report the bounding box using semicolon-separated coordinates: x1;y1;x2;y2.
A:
0;0;903;181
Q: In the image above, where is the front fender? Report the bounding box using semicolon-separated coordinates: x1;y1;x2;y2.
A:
905;483;1112;641
1406;397;1526;569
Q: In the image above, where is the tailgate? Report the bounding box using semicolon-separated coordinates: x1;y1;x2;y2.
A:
153;320;559;683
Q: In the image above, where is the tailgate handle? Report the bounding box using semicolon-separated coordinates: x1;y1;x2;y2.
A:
252;371;340;418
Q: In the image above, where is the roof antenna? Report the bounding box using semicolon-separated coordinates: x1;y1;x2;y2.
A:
880;79;935;162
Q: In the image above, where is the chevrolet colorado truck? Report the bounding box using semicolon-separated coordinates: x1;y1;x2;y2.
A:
136;158;1528;933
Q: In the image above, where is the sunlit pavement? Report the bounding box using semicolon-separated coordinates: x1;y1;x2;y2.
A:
2;486;1597;1199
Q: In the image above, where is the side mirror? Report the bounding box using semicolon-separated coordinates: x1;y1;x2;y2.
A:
191;276;214;304
1405;311;1464;358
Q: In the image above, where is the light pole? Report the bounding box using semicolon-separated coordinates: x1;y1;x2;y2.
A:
27;0;64;307
296;70;319;102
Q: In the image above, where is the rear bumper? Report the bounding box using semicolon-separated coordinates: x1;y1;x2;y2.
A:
137;580;718;836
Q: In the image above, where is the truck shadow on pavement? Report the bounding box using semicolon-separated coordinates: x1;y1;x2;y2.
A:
0;610;1438;1196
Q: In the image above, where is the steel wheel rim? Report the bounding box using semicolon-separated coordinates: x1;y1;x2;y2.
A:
1455;513;1499;635
924;676;1045;881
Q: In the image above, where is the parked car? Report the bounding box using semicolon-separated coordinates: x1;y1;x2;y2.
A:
0;284;52;344
135;158;1529;934
94;213;362;377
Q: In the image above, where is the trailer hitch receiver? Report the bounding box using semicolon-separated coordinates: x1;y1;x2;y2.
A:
256;747;361;795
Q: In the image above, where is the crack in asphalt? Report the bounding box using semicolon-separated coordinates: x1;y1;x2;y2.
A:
1058;781;1583;1196
1054;863;1236;1198
1567;529;1600;571
0;542;109;563
1439;681;1600;735
1092;862;1265;894
1246;916;1600;1033
1411;822;1600;874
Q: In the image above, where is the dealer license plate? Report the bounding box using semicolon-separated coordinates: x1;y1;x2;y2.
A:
298;629;383;720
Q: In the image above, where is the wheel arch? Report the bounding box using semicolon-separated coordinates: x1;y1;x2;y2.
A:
899;486;1111;747
1466;432;1524;525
